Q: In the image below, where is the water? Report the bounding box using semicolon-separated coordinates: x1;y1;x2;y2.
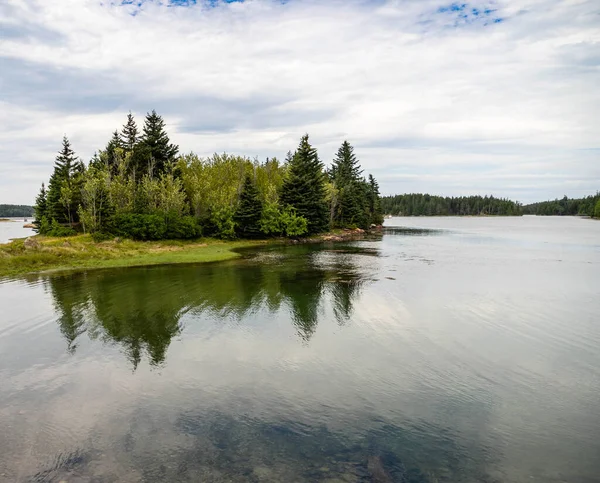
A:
0;216;599;482
0;218;35;244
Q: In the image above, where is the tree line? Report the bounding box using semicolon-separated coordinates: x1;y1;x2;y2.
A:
381;193;523;216
522;194;600;217
0;205;34;218
33;111;383;240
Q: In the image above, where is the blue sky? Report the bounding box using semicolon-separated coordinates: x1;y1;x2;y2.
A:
1;0;598;204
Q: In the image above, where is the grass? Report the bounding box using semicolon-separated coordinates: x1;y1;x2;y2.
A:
0;234;267;278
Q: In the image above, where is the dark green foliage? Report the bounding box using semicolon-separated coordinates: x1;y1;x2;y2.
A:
522;193;600;216
280;135;329;234
109;213;167;240
104;130;122;173
33;184;48;232
46;136;84;225
367;174;384;225
120;111;138;152
381;194;523;216
0;204;34;217
47;219;76;237
594;200;600;218
329;141;369;228
138;110;179;177
166;216;202;239
234;174;263;238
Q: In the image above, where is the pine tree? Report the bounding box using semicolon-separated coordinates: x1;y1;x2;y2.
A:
330;141;368;228
46;136;81;224
366;174;383;225
280;134;329;234
105;130;122;173
33;183;48;232
234;173;263;238
138;110;179;177
120;112;138;151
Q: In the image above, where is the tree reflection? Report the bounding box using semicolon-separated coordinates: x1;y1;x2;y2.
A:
44;244;377;368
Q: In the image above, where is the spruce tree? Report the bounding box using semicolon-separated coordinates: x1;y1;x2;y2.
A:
105;130;122;173
234;174;263;238
46;136;81;224
330;141;368;228
138;110;179;177
33;183;48;232
280;134;329;234
120;112;138;151
367;174;383;225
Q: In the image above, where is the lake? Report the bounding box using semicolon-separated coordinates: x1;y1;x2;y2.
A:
0;218;35;244
0;216;599;482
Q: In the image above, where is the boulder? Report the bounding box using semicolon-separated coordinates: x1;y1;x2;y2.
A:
23;237;40;250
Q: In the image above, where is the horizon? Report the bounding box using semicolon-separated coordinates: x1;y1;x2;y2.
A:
1;0;599;205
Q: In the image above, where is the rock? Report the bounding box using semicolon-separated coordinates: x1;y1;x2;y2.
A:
114;237;122;243
23;223;36;228
23;237;40;250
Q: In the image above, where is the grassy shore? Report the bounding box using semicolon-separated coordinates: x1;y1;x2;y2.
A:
0;235;267;278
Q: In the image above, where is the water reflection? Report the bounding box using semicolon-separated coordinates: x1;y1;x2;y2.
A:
44;244;375;368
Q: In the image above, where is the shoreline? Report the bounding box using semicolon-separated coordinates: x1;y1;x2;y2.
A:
0;229;379;279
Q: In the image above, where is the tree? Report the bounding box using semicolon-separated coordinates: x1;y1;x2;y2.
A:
46;136;83;225
120;111;138;152
138;110;179;177
104;130;122;174
280;134;329;234
234;174;263;238
366;174;383;225
594;199;600;219
33;183;48;232
329;141;368;228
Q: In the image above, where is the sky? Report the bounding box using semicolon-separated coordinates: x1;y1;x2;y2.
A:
0;0;599;205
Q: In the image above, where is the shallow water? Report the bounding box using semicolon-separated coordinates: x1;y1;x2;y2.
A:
0;218;35;244
0;216;599;482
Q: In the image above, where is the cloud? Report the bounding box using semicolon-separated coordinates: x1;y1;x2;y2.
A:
0;0;598;204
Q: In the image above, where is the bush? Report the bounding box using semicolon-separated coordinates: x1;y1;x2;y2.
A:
46;219;76;237
595;200;600;219
166;215;202;239
110;213;167;240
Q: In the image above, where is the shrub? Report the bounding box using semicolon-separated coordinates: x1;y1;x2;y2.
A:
166;215;202;239
47;219;76;237
110;213;167;240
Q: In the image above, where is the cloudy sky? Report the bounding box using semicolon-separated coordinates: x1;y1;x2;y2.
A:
0;0;598;205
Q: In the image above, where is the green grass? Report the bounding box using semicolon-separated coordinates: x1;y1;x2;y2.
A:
0;234;266;278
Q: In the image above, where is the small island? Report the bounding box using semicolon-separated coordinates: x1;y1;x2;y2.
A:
0;111;383;277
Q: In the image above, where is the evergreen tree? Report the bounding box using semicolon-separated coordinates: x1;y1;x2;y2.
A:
367;174;383;225
234;174;263;238
120;112;138;152
33;183;48;232
105;130;122;173
46;136;82;224
280;134;329;234
138;110;179;177
330;141;368;228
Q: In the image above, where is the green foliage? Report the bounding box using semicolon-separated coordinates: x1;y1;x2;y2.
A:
522;193;600;217
36;112;381;242
234;174;263;238
594;199;600;219
47;219;77;237
109;213;167;240
280;134;329;234
381;193;523;216
0;204;34;217
138;110;179;177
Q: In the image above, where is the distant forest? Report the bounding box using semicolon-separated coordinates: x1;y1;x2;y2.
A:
0;204;34;217
522;194;600;217
381;194;523;216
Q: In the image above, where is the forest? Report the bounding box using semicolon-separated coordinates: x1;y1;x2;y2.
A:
522;194;600;217
380;193;523;216
0;205;34;217
33;111;383;240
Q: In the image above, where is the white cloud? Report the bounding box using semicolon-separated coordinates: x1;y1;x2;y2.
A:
0;0;598;203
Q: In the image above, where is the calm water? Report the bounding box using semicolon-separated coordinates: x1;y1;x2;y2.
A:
0;218;35;244
1;216;599;482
